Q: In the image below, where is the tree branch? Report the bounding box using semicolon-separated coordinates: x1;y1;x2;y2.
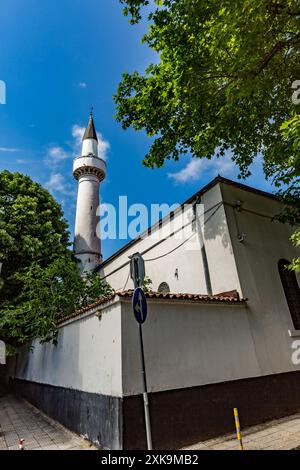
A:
258;34;300;73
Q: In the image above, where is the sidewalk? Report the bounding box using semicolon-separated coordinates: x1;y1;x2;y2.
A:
0;394;97;451
183;413;300;450
3;392;300;450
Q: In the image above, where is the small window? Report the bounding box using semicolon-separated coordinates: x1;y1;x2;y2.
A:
158;282;170;294
278;259;300;330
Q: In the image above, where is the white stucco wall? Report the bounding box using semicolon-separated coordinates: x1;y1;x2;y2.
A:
101;205;205;294
101;183;241;296
14;302;123;397
221;183;300;376
200;184;242;295
121;297;300;397
121;299;261;395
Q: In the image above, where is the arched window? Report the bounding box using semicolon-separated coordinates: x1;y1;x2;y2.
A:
278;259;300;330
158;282;170;294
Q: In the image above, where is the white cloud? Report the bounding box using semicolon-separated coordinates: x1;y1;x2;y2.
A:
0;147;20;152
45;146;71;168
78;82;87;89
168;154;236;184
48;146;70;161
168;159;204;184
46;173;65;192
45;173;75;196
44;123;110;168
16;159;27;164
72;125;85;154
97;134;110;161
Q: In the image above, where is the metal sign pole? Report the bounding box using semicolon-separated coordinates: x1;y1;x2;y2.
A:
138;322;153;450
130;253;152;449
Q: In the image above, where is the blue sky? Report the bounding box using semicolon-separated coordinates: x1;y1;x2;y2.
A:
0;0;275;259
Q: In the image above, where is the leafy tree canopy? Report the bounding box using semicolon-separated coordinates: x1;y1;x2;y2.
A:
116;0;300;181
116;0;300;265
0;258;113;354
0;171;113;352
0;171;70;304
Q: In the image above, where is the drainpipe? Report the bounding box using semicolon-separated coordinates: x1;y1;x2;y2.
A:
193;198;213;296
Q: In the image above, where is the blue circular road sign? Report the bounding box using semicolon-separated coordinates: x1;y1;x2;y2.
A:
132;287;148;324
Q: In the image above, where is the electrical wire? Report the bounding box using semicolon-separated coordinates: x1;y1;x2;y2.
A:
99;198;282;284
144;232;197;262
122;270;130;291
144;203;223;263
224;201;276;221
101;201;223;279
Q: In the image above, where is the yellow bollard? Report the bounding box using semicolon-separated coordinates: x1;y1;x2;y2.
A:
233;408;244;450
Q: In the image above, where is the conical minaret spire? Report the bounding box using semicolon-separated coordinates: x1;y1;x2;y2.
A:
83;110;98;142
73;112;107;272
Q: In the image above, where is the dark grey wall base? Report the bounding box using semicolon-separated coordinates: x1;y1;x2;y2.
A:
13;370;300;450
123;370;300;449
12;379;122;450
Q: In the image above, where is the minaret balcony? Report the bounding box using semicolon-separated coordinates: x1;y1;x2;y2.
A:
73;155;106;182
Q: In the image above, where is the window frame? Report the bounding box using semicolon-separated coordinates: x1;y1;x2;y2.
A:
278;259;300;331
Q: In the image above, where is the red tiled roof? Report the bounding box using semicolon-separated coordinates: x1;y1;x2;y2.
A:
118;289;244;302
58;289;246;325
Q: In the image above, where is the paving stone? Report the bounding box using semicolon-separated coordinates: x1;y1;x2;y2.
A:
183;414;300;450
0;394;97;451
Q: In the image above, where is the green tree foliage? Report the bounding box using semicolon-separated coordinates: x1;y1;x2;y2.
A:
0;171;113;351
116;0;300;264
0;171;70;305
0;258;113;352
142;276;153;292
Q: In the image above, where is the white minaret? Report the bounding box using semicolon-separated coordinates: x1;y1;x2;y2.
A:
73;111;106;272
